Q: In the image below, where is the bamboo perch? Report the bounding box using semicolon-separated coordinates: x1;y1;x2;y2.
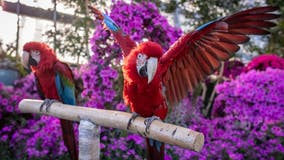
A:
19;99;204;152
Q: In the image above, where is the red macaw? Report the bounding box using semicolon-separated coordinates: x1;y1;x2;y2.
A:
89;6;279;160
21;42;78;160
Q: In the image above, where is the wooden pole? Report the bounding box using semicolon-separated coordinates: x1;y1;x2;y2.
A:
15;0;20;59
1;1;75;24
52;0;57;53
19;99;204;152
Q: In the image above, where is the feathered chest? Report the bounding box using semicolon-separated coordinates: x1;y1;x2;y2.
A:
35;70;60;100
123;66;163;103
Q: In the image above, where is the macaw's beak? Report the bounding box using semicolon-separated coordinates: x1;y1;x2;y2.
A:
21;51;39;72
138;57;158;84
21;51;30;70
146;57;158;84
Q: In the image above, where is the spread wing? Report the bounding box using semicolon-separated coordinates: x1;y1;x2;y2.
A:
54;61;76;105
159;6;279;106
89;5;137;57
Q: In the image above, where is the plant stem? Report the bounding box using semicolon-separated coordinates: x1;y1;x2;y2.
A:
204;61;225;117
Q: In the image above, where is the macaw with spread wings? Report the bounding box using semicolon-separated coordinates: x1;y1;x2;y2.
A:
89;5;279;160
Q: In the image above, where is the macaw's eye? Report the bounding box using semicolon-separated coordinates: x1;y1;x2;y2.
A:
30;50;41;64
137;53;143;59
136;53;147;67
31;50;40;57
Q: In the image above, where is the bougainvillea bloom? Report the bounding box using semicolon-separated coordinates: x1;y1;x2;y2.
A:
243;54;284;72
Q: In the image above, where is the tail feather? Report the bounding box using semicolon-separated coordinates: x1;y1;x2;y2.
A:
146;138;164;160
60;119;78;160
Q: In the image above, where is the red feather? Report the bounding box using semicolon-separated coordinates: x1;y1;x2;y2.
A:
123;42;167;119
159;6;279;105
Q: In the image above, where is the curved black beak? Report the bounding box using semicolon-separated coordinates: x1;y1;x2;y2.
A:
21;51;37;72
138;57;158;83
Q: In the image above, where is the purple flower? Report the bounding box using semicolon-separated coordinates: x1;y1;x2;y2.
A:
103;89;116;102
115;102;127;111
223;60;245;79
102;77;112;88
271;126;283;136
1;135;8;141
1;98;8;105
127;134;144;145
100;143;105;149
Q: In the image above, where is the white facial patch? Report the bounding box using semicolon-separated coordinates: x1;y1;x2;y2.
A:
21;51;30;69
136;53;147;74
30;50;41;64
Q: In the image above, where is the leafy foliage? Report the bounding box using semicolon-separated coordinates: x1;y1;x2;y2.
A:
266;0;284;56
143;0;243;30
44;0;96;64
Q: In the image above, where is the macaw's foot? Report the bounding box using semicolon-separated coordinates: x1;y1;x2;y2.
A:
144;116;161;134
39;99;58;112
127;112;140;130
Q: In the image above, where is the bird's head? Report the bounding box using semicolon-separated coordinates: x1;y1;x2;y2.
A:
22;42;57;72
124;41;163;84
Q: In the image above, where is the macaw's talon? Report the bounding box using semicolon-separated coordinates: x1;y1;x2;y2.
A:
39;99;49;112
45;99;58;112
39;99;58;112
144;116;161;134
127;112;140;130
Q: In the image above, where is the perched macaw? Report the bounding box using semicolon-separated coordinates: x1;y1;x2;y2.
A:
89;6;279;160
21;42;78;160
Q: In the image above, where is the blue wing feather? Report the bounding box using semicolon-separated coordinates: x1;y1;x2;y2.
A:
55;73;76;105
103;13;120;31
196;19;221;31
54;62;76;105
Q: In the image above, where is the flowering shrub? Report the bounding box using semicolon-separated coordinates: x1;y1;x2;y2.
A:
109;1;181;49
208;68;284;159
0;74;38;158
80;54;119;109
162;68;284;160
99;128;146;159
243;54;284;72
